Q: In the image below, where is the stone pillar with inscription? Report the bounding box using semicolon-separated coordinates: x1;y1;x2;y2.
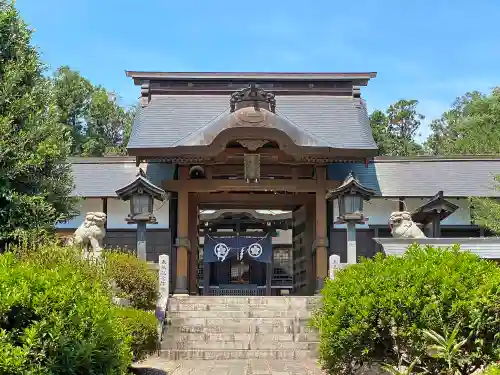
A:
328;254;347;280
156;254;170;341
157;254;170;311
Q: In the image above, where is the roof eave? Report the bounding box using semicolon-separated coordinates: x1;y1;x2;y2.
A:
125;71;377;85
115;176;166;201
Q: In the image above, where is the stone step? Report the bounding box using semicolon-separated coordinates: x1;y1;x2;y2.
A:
159;349;317;361
163;332;319;343
169;303;320;312
169;296;321;307
167;324;317;335
168;309;312;318
162;339;319;350
168;320;317;334
170;316;311;325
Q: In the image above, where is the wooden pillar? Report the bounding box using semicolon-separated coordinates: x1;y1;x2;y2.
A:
101;198;108;230
314;166;328;294
188;194;198;295
304;198;315;295
430;217;441;238
174;167;190;295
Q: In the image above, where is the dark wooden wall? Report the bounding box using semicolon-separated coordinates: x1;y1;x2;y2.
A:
104;229;172;262
329;228;386;262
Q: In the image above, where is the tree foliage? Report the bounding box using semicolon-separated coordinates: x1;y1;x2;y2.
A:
52;66;135;156
0;2;137;246
370;99;424;156
425;89;500;155
0;1;76;246
424;88;500;235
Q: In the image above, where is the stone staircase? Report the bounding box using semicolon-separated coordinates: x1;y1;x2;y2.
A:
160;296;321;361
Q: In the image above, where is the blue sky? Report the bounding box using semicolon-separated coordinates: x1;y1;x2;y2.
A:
17;0;500;141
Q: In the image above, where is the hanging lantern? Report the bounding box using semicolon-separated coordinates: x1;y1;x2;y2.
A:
244;153;261;183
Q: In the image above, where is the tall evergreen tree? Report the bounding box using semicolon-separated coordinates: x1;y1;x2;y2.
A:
0;1;76;246
52;66;135;156
425;87;500;234
369;99;424;156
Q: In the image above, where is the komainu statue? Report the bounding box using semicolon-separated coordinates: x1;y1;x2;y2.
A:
72;212;107;259
389;211;426;239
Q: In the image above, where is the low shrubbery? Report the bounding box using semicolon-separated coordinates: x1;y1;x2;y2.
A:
312;244;500;375
0;243;160;373
104;251;158;310
116;307;158;361
484;364;500;375
0;250;132;374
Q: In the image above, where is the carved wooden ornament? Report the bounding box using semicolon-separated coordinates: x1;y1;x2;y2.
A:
237;139;269;151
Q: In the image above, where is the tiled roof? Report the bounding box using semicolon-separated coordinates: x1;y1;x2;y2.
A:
328;156;500;197
69;157;174;197
70;156;500;198
127;95;377;151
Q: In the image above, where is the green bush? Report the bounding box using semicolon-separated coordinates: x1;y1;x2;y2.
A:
312;245;500;375
117;307;158;361
0;250;132;374
484;364;500;375
104;251;158;310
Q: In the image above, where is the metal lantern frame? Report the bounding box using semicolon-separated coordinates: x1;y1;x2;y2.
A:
115;168;168;224
326;171;376;224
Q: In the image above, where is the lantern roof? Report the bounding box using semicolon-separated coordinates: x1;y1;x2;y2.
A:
411;190;459;225
115;168;167;201
326;171;376;200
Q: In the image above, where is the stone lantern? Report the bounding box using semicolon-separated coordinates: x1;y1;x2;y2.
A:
326;171;375;264
115;168;168;261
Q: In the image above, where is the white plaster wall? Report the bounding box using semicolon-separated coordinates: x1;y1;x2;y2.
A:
332;197;472;229
57;197;170;229
57;198;104;229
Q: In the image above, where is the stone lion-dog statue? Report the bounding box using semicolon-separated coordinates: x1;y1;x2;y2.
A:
71;212;107;259
389;211;426;239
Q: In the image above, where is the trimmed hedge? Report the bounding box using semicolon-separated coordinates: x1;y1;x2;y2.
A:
0;251;132;374
117;307;158;361
312;245;500;375
104;251;158;310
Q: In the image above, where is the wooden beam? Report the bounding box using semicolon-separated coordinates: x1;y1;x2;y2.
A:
195;192;313;209
164;179;340;193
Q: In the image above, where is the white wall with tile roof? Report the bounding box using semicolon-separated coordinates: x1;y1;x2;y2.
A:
332;197;472;229
57;197;170;229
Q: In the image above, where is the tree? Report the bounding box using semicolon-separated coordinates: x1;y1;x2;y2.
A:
81;88;135;156
369;99;424;156
52;67;135;156
52;65;94;155
0;1;76;246
425;88;500;235
424;91;492;155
